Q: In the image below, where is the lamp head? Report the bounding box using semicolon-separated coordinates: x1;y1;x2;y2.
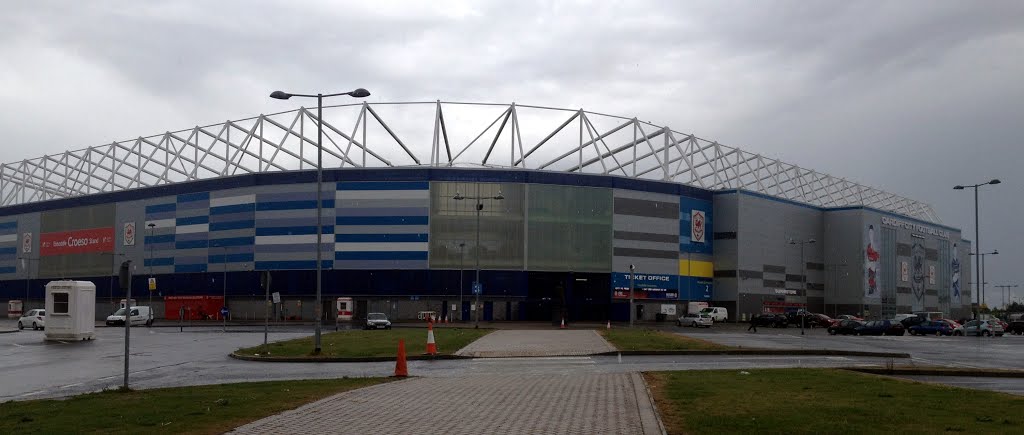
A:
494;190;505;200
808;238;817;244
953;185;964;190
270;91;292;100
992;250;999;255
989;179;1001;185
348;88;371;98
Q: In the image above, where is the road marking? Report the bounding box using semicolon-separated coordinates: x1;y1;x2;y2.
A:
11;343;23;347
472;356;595;363
59;383;83;389
18;391;44;397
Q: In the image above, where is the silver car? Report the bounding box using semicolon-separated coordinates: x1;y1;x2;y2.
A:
677;313;713;328
364;312;392;330
963;320;1004;337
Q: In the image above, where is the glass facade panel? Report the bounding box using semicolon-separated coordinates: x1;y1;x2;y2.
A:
527;184;612;272
881;227;897;318
429;182;525;270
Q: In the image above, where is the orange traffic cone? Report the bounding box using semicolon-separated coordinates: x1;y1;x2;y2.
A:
445;315;450;324
425;322;438;355
394;339;408;377
606;320;611;329
560;317;566;329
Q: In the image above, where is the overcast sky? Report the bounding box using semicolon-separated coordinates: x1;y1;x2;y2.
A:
2;0;1022;305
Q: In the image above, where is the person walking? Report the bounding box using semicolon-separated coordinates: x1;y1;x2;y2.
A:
747;315;758;333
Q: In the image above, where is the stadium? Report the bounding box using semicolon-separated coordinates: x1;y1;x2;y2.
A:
0;101;972;323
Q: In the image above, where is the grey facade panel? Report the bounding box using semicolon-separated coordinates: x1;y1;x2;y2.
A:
763;265;786;274
612;247;678;260
613;197;678;219
613;231;679;244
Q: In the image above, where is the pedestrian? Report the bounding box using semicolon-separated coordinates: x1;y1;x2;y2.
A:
747;316;758;333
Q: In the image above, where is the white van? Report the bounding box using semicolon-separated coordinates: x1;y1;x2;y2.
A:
700;307;729;322
106;306;154;327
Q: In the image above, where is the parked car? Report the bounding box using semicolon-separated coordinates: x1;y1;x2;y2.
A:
827;319;864;335
751;313;789;328
836;314;864;321
105;306;154;327
900;315;927;329
937;319;962;335
700;307;729;322
18;309;46;330
677;313;713;328
1006;321;1024;335
854;320;905;336
364;312;392;330
909;320;954;336
962;320;1004;337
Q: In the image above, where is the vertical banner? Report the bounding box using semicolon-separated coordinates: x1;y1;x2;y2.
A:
22;232;32;253
691;210;706;243
950;243;961;304
864;224;880;300
911;242;926;310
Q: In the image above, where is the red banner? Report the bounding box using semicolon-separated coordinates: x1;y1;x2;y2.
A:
40;227;115;256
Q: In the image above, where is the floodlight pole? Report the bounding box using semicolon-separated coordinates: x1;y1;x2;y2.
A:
789;238;816;335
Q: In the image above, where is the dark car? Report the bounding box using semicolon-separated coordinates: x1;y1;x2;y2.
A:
751;313;789;328
900;315;927;329
1007;321;1024;335
854;320;905;336
827;319;864;335
909;320;953;336
787;312;833;328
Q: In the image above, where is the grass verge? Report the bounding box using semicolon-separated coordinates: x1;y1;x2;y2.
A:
0;378;389;435
237;327;493;358
599;328;731;351
644;368;1024;434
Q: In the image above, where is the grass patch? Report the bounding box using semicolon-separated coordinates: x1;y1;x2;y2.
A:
644;369;1024;434
0;377;389;434
237;327;493;358
599;328;731;351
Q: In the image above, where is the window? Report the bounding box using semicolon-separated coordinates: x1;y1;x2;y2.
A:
53;293;69;314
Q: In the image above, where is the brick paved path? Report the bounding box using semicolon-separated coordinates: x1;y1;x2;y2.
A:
454;329;616;357
229;372;662;435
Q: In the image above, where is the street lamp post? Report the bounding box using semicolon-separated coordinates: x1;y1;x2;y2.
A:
954;179;1000;320
969;250;997;312
789;238;816;335
147;223;155;311
995;284;1018;310
453;184;504;329
458;242;466;321
17;256;38;310
629;264;636;328
218;245;228;332
271;87;370;353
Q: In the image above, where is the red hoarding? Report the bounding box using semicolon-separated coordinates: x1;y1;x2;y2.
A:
39;227;115;256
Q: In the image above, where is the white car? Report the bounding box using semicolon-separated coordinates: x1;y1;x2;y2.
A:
105;306;154;327
677;313;713;328
18;309;46;330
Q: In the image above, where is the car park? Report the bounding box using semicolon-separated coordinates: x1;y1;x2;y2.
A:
786;311;833;328
751;313;789;328
1007;321;1024;335
962;320;1004;337
105;306;154;326
677;313;713;328
909;320;954;336
365;312;392;330
836;314;864;321
854;320;905;336
900;315;927;329
827;319;863;335
17;309;46;330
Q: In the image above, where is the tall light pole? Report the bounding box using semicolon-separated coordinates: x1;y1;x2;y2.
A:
789;238;816;335
453;184;504;329
969;250;997;311
17;256;38;310
271;87;370;353
458;242;466;321
995;284;1018;310
147;223;155;311
954;179;1000;320
629;264;636;328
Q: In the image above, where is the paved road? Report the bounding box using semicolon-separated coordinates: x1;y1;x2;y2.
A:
230;373;663;435
455;329;615;357
0;325;894;401
675;323;1024;370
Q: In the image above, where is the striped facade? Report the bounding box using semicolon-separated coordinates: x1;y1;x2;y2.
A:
0;221;17;275
334;181;429;269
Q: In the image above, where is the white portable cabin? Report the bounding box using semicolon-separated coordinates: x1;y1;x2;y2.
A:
44;281;96;341
337;297;354;321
